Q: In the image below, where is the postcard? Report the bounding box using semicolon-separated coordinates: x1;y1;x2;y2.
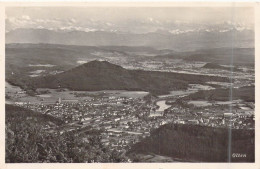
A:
0;2;259;169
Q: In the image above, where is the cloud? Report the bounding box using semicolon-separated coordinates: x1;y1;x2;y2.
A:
69;18;76;23
59;26;96;32
5;14;254;34
105;22;113;26
148;17;153;22
36;25;44;29
21;15;30;20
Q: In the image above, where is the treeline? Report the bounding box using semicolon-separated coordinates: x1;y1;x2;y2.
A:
129;123;255;162
5;104;128;163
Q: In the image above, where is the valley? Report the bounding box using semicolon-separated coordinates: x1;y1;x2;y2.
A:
5;44;255;163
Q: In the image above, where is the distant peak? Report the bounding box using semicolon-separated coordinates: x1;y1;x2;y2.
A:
81;60;123;69
86;60;111;65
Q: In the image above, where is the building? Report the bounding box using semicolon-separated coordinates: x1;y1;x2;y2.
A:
223;113;233;118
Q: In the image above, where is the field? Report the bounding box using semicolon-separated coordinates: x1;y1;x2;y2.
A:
6;81;149;104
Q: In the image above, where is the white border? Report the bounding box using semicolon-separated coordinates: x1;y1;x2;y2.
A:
0;2;259;169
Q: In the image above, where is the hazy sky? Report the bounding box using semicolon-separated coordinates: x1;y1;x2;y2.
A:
6;7;254;33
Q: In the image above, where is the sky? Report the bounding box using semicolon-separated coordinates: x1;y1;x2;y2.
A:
6;7;254;34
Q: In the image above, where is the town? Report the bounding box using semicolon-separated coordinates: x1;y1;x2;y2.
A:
14;88;255;153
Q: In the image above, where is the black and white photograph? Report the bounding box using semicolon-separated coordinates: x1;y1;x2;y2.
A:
4;4;255;163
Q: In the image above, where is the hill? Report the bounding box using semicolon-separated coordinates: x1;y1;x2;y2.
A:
203;63;240;71
6;104;64;126
182;85;255;102
184;48;254;66
5;43;172;83
155;48;254;66
129;123;255;162
23;60;229;95
5;104;128;163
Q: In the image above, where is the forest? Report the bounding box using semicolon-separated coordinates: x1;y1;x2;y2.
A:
129;123;255;162
5;104;128;163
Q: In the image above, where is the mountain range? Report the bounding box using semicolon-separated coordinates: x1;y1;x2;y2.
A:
6;28;254;51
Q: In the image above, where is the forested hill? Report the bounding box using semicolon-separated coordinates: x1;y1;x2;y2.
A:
25;60;229;95
129;123;255;162
203;63;240;71
6;104;64;126
181;85;255;102
5;104;128;163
